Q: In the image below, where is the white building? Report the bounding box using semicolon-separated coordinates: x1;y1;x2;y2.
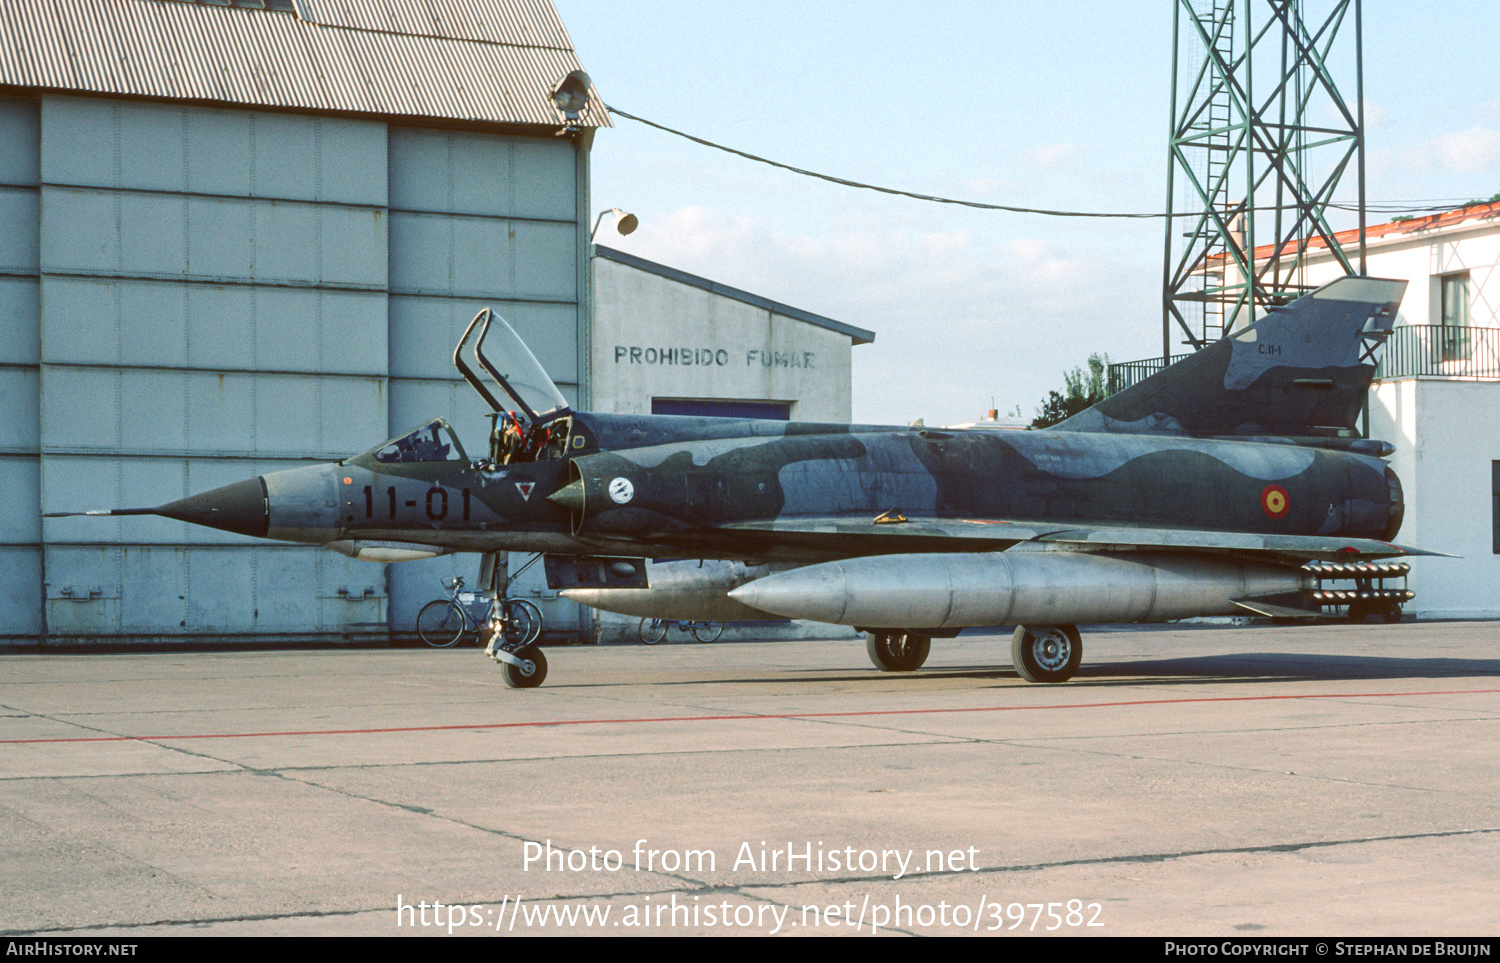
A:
1291;202;1500;618
591;245;873;423
586;244;875;644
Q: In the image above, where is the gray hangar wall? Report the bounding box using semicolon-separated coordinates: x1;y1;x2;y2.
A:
2;93;587;644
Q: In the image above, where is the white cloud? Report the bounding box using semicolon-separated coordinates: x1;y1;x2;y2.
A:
1429;126;1500;175
1021;142;1083;173
1322;100;1387;130
606;206;1160;426
1379;124;1500;179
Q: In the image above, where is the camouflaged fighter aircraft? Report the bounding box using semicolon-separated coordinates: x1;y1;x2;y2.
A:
51;276;1431;688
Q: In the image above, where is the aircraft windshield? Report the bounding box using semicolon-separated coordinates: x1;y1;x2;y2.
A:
481;316;570;423
371;420;467;464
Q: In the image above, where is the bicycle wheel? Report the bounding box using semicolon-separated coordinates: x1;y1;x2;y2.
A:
691;621;723;643
417;599;466;647
639;618;667;645
505;598;543;645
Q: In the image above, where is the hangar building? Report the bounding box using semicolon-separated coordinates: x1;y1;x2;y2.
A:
0;0;607;644
1;0;872;646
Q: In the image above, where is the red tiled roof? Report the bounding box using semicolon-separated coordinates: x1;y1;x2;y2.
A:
1206;200;1500;264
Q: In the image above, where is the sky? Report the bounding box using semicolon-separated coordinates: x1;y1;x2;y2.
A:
554;1;1500;426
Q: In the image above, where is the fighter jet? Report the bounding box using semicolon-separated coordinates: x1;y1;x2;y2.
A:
52;276;1428;688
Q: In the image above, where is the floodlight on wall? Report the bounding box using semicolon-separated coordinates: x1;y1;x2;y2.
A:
590;208;639;241
551;70;593;122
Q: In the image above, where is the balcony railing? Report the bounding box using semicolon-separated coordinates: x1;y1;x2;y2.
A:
1107;354;1191;394
1108;325;1500;394
1374;325;1500;380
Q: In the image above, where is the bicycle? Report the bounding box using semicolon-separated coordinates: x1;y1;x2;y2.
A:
417;576;542;648
638;617;723;644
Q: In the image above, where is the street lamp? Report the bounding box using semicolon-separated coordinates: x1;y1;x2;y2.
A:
550;70;592;123
590;208;638;241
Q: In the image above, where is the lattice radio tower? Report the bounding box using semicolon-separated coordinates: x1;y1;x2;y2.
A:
1162;0;1367;360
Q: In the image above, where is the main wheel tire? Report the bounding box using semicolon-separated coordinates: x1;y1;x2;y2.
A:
501;645;547;688
506;598;543;644
1381;601;1403;624
417;600;465;647
865;632;931;672
692;621;724;643
1012;624;1082;683
639;618;667;645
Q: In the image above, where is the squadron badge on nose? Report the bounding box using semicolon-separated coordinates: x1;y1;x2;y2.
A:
608;477;635;504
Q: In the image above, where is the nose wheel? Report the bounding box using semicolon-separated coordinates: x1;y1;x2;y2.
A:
486;633;548;688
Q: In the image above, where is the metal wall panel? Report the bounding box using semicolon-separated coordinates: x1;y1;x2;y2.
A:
41;369;387;459
0;95;42;638
0;457;40;544
124;283;386;375
42;545;386;636
0;188;39;273
32;97;397;642
388;211;574;299
0;368;40;452
0;278;39;367
388;127;574;220
0;546;43;637
40;188;388;288
387;295;576;382
0;96;38;186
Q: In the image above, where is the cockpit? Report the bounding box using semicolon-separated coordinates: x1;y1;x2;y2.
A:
452;308;577;468
372;420;467;464
488;410;569;466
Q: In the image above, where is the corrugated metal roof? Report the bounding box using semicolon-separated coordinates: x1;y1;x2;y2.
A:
296;0;573;49
0;0;610;128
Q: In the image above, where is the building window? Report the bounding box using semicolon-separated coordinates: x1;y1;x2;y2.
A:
1440;272;1471;362
1493;461;1500;555
652;399;791;421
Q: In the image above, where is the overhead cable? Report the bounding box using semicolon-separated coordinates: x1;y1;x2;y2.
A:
605;105;1494;221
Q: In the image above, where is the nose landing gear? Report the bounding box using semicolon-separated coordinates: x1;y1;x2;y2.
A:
484;628;548;688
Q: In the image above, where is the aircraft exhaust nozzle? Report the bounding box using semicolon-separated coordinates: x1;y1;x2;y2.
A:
727;551;1310;628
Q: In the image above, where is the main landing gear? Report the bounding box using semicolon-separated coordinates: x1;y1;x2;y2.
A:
864;624;1084;683
865;632;932;672
1011;624;1082;683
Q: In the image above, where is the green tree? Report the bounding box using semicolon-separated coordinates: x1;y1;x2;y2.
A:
1030;353;1111;429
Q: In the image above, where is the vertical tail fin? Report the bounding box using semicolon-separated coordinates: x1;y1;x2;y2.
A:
1056;276;1407;437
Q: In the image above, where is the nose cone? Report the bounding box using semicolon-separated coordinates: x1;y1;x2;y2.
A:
153;477;269;538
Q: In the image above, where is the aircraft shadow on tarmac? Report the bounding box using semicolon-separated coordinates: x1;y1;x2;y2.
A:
545;651;1500;691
